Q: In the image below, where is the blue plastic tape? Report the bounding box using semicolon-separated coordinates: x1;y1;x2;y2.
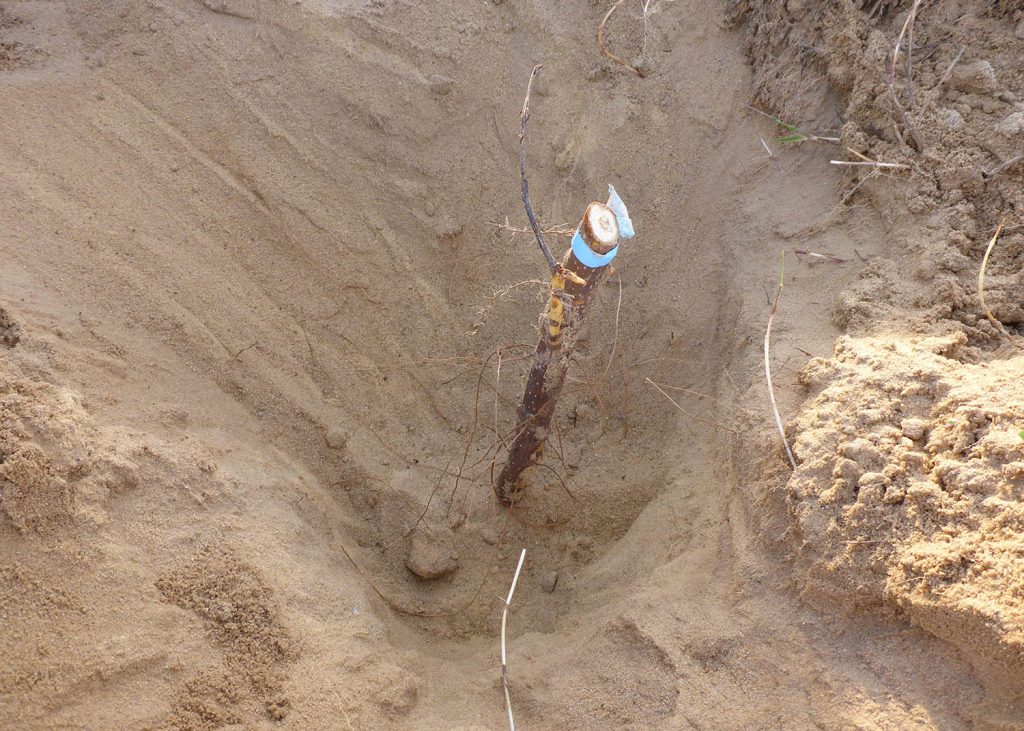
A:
571;229;618;268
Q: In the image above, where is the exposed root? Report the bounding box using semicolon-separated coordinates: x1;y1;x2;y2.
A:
645;378;739;436
597;0;646;78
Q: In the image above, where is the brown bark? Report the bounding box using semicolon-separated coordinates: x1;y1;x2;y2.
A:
494;212;617;505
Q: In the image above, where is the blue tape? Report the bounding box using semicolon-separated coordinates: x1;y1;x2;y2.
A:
571;229;618;268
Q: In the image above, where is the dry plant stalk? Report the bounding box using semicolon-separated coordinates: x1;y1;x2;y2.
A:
765;261;797;470
494;69;627;505
978;219;1011;339
501;548;527;731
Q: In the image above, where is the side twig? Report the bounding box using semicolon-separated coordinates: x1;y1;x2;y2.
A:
765;260;797;470
501;548;527;731
519;65;560;273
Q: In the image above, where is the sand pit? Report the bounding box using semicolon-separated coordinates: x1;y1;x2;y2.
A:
1;0;1022;728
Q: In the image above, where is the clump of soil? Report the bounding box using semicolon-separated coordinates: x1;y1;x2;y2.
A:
0;360;139;532
787;333;1024;699
156;545;298;729
0;305;19;346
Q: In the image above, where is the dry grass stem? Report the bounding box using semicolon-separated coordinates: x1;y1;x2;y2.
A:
765;266;797;470
746;105;840;143
501;548;527;731
830;159;910;170
648;381;744;417
885;0;925;151
793;250;850;264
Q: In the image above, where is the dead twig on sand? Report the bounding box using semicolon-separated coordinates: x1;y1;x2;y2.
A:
765;260;797;470
501;548;527;731
978;219;1011;339
983;153;1023;181
598;0;646;78
903;0;921;107
793;250;850;264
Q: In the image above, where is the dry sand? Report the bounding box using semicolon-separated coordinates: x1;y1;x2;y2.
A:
1;0;1022;729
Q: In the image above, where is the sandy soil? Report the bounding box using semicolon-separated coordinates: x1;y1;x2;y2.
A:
1;0;1022;729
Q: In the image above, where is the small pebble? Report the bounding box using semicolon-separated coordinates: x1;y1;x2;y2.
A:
406;530;458;580
325;427;348;450
540;571;558;593
428;74;454;96
901;418;927;441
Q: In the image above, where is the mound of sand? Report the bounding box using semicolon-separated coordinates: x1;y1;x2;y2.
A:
788;333;1024;697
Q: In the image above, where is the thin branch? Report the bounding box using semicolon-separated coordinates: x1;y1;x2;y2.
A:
519;66;559;273
501;548;527;731
765;261;797;470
